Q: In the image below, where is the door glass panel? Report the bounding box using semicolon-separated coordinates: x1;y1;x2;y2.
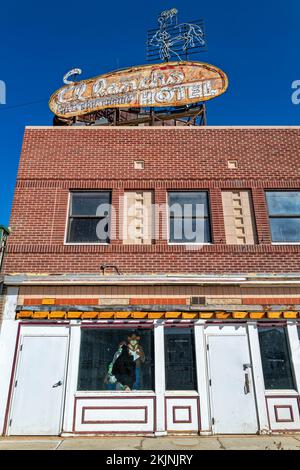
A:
164;328;197;390
258;327;295;390
77;328;154;391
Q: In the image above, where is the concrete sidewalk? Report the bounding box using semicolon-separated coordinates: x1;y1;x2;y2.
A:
0;434;300;450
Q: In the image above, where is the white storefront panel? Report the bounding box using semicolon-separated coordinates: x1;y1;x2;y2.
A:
165;396;200;432
266;396;300;431
73;395;156;433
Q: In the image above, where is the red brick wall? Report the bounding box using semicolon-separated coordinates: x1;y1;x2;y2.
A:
4;127;300;274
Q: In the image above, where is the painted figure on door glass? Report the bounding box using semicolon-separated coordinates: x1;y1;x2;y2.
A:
104;333;145;390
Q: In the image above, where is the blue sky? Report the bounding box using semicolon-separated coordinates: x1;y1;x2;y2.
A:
0;0;299;226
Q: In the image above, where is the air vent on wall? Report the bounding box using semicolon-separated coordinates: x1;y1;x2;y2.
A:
190;296;206;306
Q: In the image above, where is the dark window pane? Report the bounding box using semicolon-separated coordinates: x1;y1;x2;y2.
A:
266;191;300;216
168;191;211;243
68;218;109;243
165;328;197;390
169;192;209;217
78;329;154;391
169;217;210;243
269;218;300;242
71;192;111;216
258;327;295;390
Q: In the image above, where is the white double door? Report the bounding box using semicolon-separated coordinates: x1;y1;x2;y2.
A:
9;328;69;435
206;325;258;434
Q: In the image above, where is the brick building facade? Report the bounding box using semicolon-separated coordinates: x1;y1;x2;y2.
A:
0;126;300;436
4;127;300;273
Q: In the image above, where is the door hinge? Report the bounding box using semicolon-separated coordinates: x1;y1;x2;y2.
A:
212;417;215;425
14;380;17;388
9;419;12;427
20;344;23;351
206;344;209;350
209;379;212;386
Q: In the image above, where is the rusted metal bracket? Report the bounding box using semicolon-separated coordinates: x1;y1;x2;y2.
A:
100;264;122;275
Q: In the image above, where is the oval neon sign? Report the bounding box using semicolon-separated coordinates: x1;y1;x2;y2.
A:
49;61;228;118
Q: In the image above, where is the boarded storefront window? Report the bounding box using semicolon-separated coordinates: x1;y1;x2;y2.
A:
258;327;295;390
164;327;197;390
77;328;154;391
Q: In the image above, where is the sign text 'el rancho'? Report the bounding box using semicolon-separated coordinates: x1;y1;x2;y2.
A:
49;61;228;118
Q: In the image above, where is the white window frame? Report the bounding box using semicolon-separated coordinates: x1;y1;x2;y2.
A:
64;191;111;246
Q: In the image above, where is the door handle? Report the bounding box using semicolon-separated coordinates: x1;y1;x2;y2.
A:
52;380;63;388
244;372;250;394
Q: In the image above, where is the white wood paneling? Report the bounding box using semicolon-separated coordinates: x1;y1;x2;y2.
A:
194;321;210;433
0;288;19;434
287;323;300;393
266;396;300;431
154;321;166;434
247;322;270;433
165;397;199;432
74;396;155;433
63;323;81;433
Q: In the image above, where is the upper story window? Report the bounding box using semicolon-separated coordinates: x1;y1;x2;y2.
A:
168;191;211;244
66;192;111;243
266;191;300;243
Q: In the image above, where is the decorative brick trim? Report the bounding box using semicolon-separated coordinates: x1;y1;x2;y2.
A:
15;179;300;189
6;243;300;254
210;188;226;244
251;188;271;244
